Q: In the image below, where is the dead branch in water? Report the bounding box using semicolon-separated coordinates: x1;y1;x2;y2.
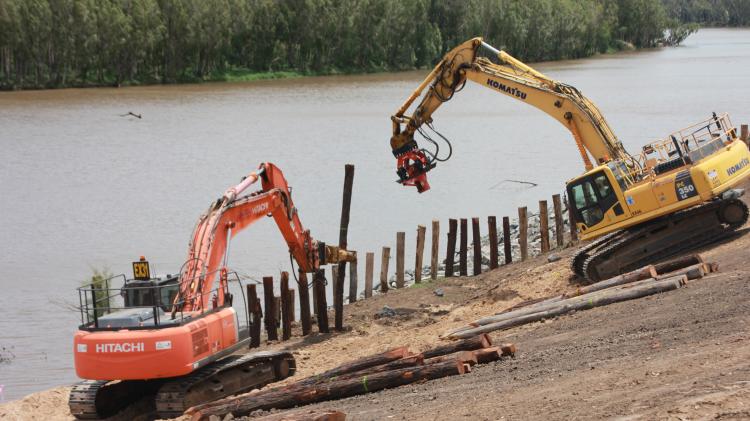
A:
490;179;539;189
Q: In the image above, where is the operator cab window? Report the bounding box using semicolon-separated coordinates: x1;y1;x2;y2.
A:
571;181;603;226
593;173;613;199
569;171;618;228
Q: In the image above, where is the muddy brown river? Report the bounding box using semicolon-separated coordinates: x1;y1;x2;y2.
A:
1;29;749;401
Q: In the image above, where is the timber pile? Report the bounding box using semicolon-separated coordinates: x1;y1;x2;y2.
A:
443;254;717;340
186;334;514;421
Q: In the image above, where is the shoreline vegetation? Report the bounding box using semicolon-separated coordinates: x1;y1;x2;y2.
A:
0;0;746;91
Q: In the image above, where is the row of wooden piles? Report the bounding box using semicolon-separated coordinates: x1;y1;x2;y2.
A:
372;193;577;296
244;165;356;348
443;254;718;339
244;170;575;347
186;334;514;421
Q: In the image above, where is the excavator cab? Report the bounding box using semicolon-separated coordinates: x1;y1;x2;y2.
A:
121;257;179;311
77;258;181;330
121;275;179;311
566;167;627;233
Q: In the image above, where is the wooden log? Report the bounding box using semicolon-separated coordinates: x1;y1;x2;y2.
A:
741;124;749;142
190;360;468;421
445;219;457;277
656;263;706;281
430;220;440;280
565;265;658;298
473;271;660;328
459;218;468;276
326;355;426;383
552;194;564;248
539;200;550;253
502;216;512;264
288;289;295;322
298;270;312;335
280;272;292;341
445;273;671;338
414;225;426;284
252;409;346;421
497;343;517;357
473;347;501;364
246;284;262;348
498;265;658;316
348;256;358;303
275;296;282;328
567;195;578;242
472;217;481;275
312;271;319;317
331;265;341;331
471;345;516;364
335;164;355;332
518;207;528;261
488;216;499;270
262;276;278;341
424;350;477;366
653;254;704;275
380;247;390;293
396;231;405;288
298;347;411;386
364;252;374;298
446;276;686;340
313;269;329;333
422;334;492;359
312;242;322;317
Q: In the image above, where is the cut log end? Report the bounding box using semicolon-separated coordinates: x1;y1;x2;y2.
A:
499;343;516;356
472;347;502;364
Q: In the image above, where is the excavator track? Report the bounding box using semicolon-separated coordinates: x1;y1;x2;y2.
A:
69;351;295;420
69;379;162;420
574;198;748;283
570;230;626;277
155;350;296;418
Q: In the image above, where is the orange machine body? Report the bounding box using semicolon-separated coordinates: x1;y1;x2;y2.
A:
73;163;330;382
74;308;238;380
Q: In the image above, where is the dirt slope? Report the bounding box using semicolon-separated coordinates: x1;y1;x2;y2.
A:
260;231;750;421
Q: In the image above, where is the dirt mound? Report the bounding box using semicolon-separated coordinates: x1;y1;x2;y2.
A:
0;386;71;421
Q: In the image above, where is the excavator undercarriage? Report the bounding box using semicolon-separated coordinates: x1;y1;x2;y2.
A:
573;197;748;283
69;350;295;419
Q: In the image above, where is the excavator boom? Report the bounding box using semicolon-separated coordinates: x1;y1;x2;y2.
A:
391;37;632;192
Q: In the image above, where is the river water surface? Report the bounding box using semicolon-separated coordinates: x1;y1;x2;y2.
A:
1;29;749;401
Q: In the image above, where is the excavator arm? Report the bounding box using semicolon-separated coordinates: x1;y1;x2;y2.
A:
391;37;633;192
177;162;353;312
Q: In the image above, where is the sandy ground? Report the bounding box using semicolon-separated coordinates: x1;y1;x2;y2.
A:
2;189;749;421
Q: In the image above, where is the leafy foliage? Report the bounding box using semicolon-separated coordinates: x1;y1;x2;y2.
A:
662;0;750;26
0;0;717;90
85;267;114;318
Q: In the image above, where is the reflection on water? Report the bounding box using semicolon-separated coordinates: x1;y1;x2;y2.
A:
1;29;749;401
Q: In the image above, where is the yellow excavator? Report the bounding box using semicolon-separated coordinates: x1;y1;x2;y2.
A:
390;37;750;282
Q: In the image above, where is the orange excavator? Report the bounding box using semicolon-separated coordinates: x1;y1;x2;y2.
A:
69;162;354;419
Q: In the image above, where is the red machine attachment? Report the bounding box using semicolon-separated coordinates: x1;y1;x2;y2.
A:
394;141;436;193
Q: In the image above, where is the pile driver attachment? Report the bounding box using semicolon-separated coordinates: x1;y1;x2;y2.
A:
392;137;436;193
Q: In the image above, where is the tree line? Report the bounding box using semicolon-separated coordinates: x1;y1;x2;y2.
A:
663;0;750;26
0;0;723;90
